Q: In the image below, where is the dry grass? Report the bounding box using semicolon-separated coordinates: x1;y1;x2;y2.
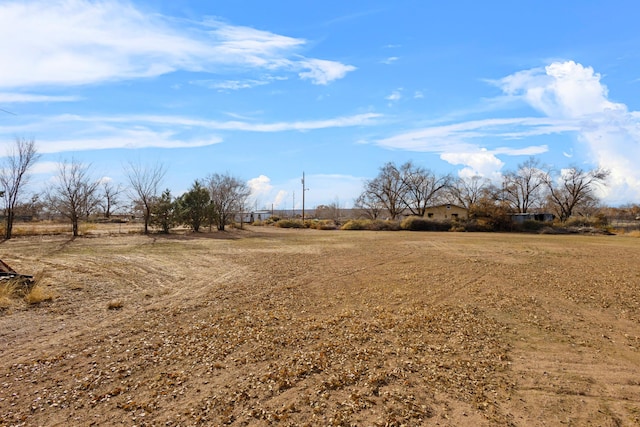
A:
0;272;53;307
3;220;139;237
23;283;54;304
1;228;640;426
0;280;19;309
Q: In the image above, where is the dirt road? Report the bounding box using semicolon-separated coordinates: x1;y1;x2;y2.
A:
1;227;639;426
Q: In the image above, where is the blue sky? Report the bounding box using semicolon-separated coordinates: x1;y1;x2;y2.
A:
1;0;640;210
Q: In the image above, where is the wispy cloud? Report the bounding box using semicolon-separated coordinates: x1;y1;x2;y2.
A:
298;59;356;85
376;117;554;182
34;130;224;154
0;93;81;103
0;112;382;154
386;89;402;103
191;75;289;91
190;79;271;91
377;117;561;152
48;112;382;132
0;0;355;88
382;57;399;64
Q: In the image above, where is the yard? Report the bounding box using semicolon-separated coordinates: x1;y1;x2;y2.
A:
1;226;639;426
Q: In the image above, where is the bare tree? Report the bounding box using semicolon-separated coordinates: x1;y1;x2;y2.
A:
354;191;384;219
0;137;40;239
316;197;343;223
400;161;451;216
360;162;407;220
47;159;99;237
206;173;250;231
447;175;492;211
502;157;547;213
99;179;123;218
124;162;166;234
544;166;609;222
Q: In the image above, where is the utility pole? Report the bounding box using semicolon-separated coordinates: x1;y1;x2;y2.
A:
292;191;295;218
301;172;309;223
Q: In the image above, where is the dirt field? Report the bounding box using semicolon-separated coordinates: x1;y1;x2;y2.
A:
1;226;639;426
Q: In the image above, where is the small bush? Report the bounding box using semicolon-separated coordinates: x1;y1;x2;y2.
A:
400;216;451;231
564;215;608;228
276;219;305;229
0;281;19;309
264;216;280;225
307;219;337;230
1;272;52;308
24;285;54;305
341;219;400;231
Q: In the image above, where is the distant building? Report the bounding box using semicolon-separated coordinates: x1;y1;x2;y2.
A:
237;210;272;223
424;204;468;221
509;213;555;224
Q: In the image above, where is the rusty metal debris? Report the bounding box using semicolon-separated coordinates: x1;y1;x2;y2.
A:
0;259;34;290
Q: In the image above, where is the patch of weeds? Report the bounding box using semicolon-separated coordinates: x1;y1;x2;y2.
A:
24;285;54;305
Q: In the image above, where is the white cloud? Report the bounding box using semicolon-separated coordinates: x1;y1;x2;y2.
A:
0;112;382;154
43;112;383;133
497;61;624;118
190;75;289;91
0;92;80;103
248;174;273;196
376;117;555;152
374;115;555;182
30;161;60;175
440;150;504;181
298;59;356;85
386;90;402;102
376;60;640;202
498;60;640;204
0;0;355;88
382;57;399;64
35;129;223;154
414;91;424;99
247;175;296;209
273;190;287;208
190;79;271;91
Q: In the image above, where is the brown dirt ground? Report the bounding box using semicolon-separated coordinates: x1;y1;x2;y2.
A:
1;225;640;426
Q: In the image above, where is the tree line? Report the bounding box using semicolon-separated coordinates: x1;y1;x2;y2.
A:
355;158;611;223
0;137;250;239
0;137;625;239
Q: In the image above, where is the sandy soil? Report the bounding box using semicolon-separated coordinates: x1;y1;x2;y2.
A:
1;226;639;426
